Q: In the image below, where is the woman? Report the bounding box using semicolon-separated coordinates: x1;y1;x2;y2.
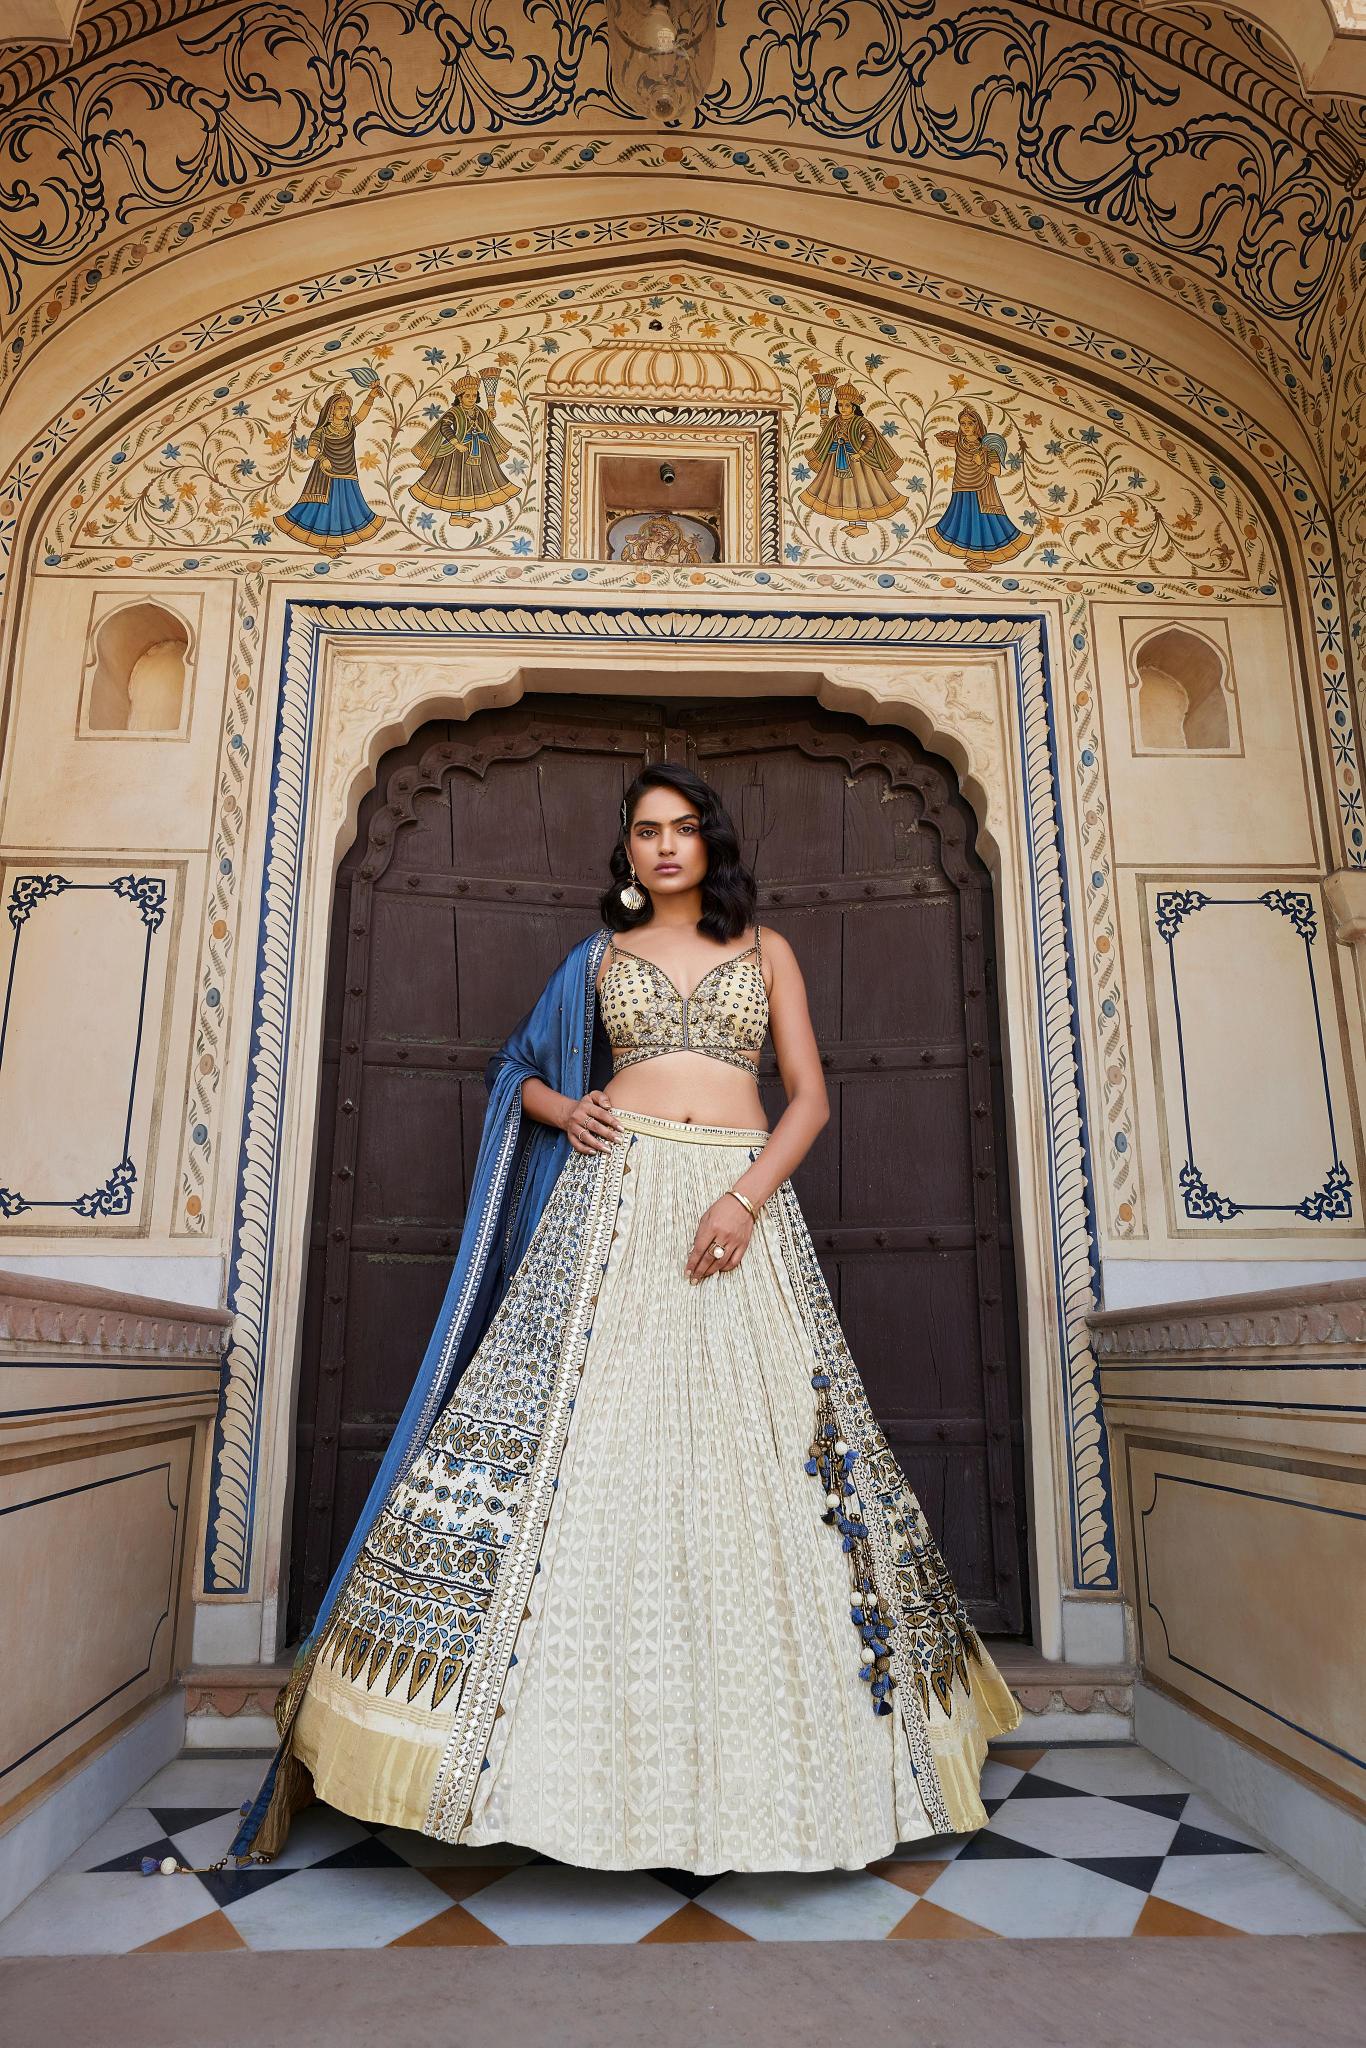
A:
798;382;908;536
930;404;1031;568
223;765;1019;1875
274;383;385;555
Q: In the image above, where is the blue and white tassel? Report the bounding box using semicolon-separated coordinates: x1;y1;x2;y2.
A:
804;1368;896;1715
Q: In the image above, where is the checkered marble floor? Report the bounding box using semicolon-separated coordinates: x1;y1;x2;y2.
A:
2;1745;1359;1952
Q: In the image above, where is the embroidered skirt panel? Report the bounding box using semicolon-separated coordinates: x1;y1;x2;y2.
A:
290;1107;1019;1869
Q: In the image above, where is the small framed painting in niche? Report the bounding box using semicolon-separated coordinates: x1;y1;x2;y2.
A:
535;352;784;563
599;452;725;562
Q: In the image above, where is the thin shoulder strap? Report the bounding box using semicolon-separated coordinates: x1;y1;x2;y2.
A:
753;922;762;964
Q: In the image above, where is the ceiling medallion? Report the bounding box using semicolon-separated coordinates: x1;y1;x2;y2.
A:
605;0;718;124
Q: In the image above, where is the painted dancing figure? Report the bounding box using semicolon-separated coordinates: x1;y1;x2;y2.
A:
799;381;908;536
408;370;518;520
930;404;1030;568
275;376;385;556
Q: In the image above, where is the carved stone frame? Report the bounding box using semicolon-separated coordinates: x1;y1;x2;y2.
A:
539;403;783;561
196;596;1107;1676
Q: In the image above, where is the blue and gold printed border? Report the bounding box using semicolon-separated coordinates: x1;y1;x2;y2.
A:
203;599;1109;1601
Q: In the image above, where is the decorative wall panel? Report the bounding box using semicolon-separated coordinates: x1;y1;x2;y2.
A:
1125;1438;1366;1811
46;274;1259;583
1148;886;1359;1233
0;0;1358;399
0;1437;190;1816
0;865;177;1229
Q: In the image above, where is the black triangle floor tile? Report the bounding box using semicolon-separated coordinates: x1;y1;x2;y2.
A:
310;1837;410;1870
999;1773;1091;1800
646;1868;722;1899
1070;1855;1166;1895
150;1807;242;1837
980;1797;1009;1817
91;1835;179;1874
1168;1822;1259;1857
1107;1792;1189;1821
197;1864;298;1908
955;1829;1051;1860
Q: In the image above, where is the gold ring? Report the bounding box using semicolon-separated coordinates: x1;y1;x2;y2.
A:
711;1243;725;1258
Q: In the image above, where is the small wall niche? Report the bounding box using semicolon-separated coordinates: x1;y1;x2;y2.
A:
1126;621;1240;756
80;599;195;737
600;454;725;562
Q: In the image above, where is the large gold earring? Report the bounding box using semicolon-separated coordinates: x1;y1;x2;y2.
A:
619;860;647;913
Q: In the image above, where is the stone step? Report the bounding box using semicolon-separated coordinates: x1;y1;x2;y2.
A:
182;1645;1135;1750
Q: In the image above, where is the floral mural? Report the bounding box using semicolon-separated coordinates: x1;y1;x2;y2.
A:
50;265;1262;587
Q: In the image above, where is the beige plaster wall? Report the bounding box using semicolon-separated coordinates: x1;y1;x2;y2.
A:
0;1273;226;1832
0;161;1360;1651
1095;1284;1366;1906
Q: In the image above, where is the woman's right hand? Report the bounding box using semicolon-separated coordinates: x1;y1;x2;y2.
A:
563;1088;624;1154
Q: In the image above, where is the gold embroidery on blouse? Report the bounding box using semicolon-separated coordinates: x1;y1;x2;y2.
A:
598;926;769;1075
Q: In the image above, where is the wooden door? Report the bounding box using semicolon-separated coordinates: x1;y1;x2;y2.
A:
289;694;1027;1642
683;703;1026;1634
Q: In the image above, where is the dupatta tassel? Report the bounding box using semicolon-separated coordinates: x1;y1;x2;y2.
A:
804;1371;896;1716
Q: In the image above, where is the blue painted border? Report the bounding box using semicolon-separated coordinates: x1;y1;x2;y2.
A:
1010;628;1108;1593
204;600;1106;1596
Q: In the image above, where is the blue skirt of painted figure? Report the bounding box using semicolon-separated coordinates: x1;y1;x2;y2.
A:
931;489;1030;567
275;476;384;554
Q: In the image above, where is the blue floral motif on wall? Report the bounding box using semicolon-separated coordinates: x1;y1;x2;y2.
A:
0;872;166;1218
0;0;1356;355
1154;887;1354;1224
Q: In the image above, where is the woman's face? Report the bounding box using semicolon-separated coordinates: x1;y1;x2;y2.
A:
626;791;708;897
330;396;352;427
959;409;981;441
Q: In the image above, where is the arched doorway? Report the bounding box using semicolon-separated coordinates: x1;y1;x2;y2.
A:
288;693;1028;1642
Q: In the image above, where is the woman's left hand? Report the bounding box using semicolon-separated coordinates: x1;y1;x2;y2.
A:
685;1196;754;1284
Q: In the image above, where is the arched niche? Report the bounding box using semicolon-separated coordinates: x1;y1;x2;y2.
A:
82;601;193;735
1131;624;1237;754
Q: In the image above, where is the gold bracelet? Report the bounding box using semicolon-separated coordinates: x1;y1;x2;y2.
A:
726;1189;759;1222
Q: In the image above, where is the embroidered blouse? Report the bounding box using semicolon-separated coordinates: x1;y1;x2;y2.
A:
598;926;769;1075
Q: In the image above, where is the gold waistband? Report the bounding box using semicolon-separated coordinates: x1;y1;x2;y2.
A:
612;1107;770;1147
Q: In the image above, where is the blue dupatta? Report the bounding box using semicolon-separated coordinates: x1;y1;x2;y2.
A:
228;927;612;1860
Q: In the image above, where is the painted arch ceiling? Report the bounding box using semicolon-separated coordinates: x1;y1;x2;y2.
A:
1;0;1364;636
0;3;1362;419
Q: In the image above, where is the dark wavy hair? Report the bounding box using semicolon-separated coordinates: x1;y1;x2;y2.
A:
599;763;758;941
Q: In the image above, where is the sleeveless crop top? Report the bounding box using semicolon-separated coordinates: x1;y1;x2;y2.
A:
598;926;769;1075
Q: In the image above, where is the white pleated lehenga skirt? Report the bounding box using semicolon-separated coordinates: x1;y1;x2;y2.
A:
286;1106;1020;1872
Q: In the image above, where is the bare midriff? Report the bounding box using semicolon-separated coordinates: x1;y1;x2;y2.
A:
592;949;769;1130
602;1047;769;1131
